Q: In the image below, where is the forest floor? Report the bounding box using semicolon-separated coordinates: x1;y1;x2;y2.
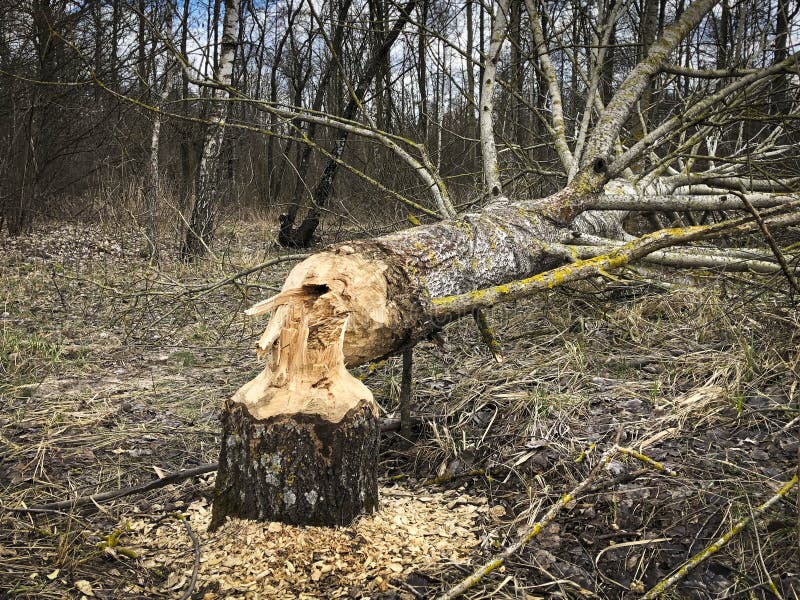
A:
0;220;798;600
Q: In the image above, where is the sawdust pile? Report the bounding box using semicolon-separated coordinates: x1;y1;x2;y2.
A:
125;486;490;599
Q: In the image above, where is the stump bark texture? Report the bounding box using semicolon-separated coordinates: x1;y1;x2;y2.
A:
211;400;379;528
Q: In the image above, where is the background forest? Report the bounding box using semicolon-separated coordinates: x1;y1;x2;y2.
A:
4;0;798;245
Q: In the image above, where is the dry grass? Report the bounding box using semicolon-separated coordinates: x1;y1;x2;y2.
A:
1;220;798;599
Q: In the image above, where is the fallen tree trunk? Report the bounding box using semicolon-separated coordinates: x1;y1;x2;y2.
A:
245;197;585;363
211;193;591;526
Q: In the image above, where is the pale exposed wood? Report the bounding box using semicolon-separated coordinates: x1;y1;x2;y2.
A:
235;251;397;422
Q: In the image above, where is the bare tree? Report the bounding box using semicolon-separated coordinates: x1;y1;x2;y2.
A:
145;0;179;262
180;0;241;260
277;0;417;248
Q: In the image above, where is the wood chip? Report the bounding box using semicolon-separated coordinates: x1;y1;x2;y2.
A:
125;485;482;598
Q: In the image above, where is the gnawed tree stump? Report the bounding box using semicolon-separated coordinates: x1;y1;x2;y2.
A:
211;270;381;528
211;196;628;528
210;175;800;528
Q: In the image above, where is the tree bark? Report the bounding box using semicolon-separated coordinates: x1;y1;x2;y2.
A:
480;0;511;196
179;0;192;202
145;4;178;263
465;0;477;152
211;0;749;529
214;185;587;527
417;0;428;139
181;0;240;260
211;400;379;528
770;0;791;113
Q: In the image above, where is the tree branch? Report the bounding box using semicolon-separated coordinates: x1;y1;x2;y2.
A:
525;0;574;175
431;200;800;318
479;0;511;197
641;475;798;599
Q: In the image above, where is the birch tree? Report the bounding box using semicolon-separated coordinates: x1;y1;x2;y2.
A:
180;0;241;260
145;1;180;263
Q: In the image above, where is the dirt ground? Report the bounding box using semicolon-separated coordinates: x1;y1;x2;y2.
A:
0;221;798;599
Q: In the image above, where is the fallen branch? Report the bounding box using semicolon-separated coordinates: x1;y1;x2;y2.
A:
178;514;201;600
640;475;798;599
6;418;404;515
617;446;677;476
732;190;800;295
591;193;794;212
183;254;310;296
570;244;785;273
437;443;682;600
432;200;800;318
5;463;218;514
436;446;621;600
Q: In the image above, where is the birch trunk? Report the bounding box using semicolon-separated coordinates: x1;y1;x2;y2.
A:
146;113;162;261
479;0;510;196
145;6;177;263
180;0;240;260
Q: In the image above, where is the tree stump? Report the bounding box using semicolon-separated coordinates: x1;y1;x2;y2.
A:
211;399;379;528
211;257;385;528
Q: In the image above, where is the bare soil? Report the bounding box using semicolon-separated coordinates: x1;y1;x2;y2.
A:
0;221;798;599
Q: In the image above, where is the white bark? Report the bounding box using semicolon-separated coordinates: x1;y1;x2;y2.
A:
591;193;796;211
525;0;574;174
146;5;177;262
479;0;510;197
181;0;240;259
147;112;161;260
570;243;787;273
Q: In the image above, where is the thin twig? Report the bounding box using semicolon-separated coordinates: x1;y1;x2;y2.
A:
400;347;414;439
184;254;309;296
178;515;201;600
641;475;798;599
731;190;800;296
436;445;621;600
5;463;218;514
473;310;504;363
618;446;677;476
